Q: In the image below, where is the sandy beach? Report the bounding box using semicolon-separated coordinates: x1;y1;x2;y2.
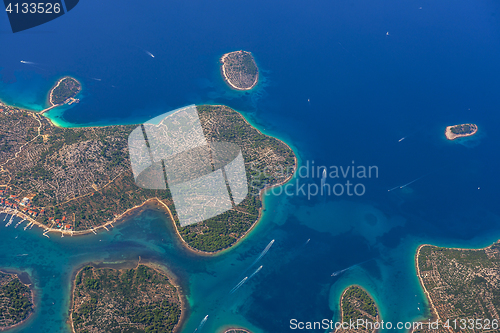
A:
445;124;478;140
220;52;259;91
415;244;441;324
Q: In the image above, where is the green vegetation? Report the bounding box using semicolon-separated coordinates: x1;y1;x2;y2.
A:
0;104;295;252
238;52;258;76
450;124;476;135
341;286;379;329
221;51;259;89
177;105;295;252
417;243;500;332
0;272;33;328
72;264;181;333
51;77;81;105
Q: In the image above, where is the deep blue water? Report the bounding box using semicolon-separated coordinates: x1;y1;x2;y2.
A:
2;0;500;331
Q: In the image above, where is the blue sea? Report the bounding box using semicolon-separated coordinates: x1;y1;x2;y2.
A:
1;0;500;331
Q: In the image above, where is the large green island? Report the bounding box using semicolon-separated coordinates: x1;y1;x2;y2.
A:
414;242;500;332
40;77;81;115
71;264;182;333
335;285;380;333
0;271;34;331
0;79;296;253
220;51;259;90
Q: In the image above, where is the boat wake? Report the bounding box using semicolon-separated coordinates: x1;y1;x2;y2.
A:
331;259;374;277
250;239;274;267
193;315;208;332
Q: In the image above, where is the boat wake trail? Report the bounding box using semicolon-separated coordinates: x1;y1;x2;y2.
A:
230;277;248;294
20;60;47;71
230;266;262;294
248;265;263;280
193;315;208;332
145;50;155;58
321;169;327;188
388;172;432;192
331;259;374;277
250;239;274;267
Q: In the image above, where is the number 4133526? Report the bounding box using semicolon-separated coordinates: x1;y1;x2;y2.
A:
6;3;61;14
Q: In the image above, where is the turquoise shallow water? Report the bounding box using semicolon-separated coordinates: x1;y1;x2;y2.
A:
2;0;500;331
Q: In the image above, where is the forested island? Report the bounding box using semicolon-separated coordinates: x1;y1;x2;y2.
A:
445;123;478;140
414;242;500;332
71;264;182;333
0;100;295;253
336;285;380;333
50;76;81;106
0;271;33;330
220;51;259;90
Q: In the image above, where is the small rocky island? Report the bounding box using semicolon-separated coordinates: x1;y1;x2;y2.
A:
0;271;34;330
336;285;380;333
49;76;81;107
445;123;478;140
71;264;182;333
220;50;259;90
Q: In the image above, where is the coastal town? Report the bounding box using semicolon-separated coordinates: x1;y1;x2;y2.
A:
0;81;296;254
0;99;136;236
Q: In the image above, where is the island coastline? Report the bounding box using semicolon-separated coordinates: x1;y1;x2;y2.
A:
0;270;35;332
0;94;297;256
413;241;500;332
220;328;253;333
445;123;478;140
414;244;440;323
335;284;381;333
69;260;187;333
220;51;259;91
41;76;81;115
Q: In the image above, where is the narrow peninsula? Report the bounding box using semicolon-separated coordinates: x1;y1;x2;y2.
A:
445;123;478;140
0;87;296;254
220;51;259;90
335;285;380;333
71;264;182;333
414;242;500;332
0;271;34;331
